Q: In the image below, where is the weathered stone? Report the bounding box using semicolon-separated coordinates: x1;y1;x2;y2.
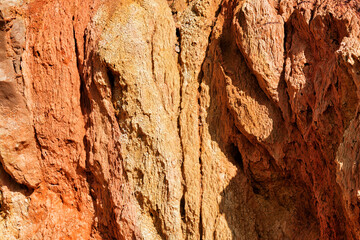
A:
233;0;284;103
1;0;360;239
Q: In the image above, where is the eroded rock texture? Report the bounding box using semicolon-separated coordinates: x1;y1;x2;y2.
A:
1;0;360;239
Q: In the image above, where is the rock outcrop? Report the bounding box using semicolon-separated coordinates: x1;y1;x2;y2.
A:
1;0;360;239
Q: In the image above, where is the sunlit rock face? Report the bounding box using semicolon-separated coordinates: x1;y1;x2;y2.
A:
1;0;360;239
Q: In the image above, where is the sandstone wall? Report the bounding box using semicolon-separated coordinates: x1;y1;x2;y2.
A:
0;0;360;239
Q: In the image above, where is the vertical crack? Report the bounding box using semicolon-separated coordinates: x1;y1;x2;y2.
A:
198;69;204;240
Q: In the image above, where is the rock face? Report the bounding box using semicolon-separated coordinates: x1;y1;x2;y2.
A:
1;0;360;239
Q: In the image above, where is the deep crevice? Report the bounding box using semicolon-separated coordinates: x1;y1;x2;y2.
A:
228;143;244;171
180;195;186;220
107;67;115;90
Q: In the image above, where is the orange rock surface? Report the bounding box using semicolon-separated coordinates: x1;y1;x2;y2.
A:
0;0;360;239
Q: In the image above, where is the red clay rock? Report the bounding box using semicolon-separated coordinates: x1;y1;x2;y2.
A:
1;0;360;239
